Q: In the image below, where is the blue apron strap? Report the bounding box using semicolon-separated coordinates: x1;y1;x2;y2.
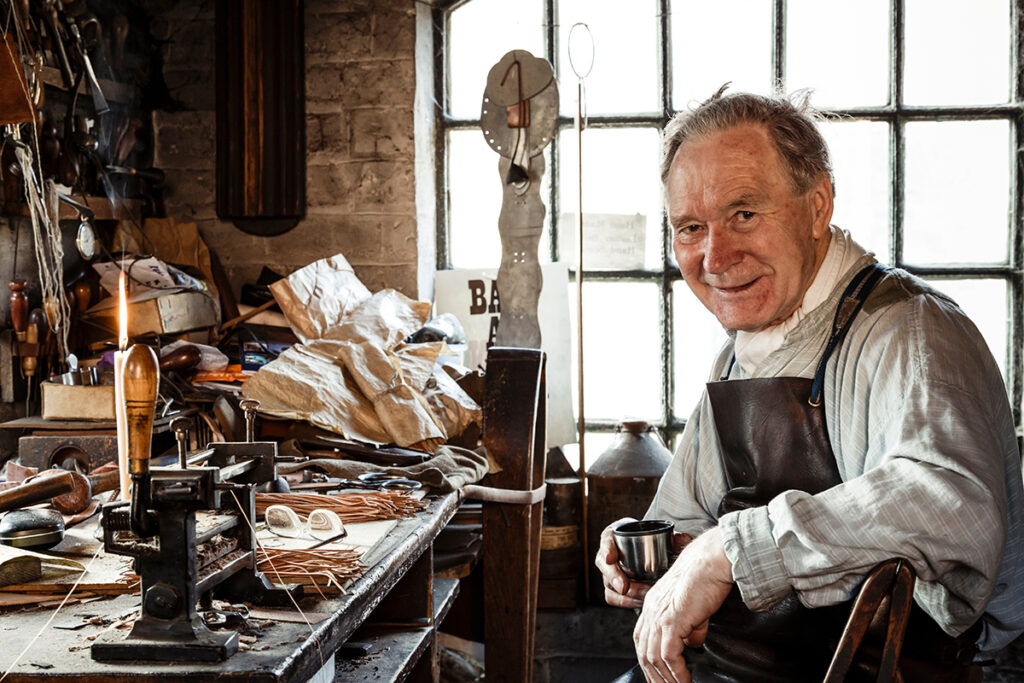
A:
808;263;889;407
720;354;736;381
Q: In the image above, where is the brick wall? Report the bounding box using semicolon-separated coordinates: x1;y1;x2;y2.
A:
151;0;431;301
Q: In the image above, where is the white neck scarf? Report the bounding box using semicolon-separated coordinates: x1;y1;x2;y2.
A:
733;226;869;374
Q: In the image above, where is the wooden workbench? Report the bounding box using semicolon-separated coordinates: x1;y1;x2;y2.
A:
0;491;460;682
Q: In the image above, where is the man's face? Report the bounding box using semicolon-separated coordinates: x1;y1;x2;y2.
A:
666;123;833;332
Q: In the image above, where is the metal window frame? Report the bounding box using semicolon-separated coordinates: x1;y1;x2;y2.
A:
434;0;1024;448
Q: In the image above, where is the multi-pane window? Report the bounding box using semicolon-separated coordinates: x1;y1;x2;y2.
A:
434;0;1023;462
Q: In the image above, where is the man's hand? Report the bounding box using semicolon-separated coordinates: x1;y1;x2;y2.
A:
596;518;693;610
632;526;732;683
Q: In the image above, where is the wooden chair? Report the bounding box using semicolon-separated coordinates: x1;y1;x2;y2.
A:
824;559;915;683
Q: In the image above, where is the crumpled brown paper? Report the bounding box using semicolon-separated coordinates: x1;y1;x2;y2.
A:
269;254;371;343
244;275;481;452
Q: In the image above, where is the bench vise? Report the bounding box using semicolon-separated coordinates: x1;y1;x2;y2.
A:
91;345;298;662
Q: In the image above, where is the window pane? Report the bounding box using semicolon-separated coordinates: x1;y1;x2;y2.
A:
904;120;1009;264
449;0;544;119
563;433;618;473
819;119;890;261
558;127;663;269
786;0;888;107
449;130;552;268
923;278;1008;379
671;0;772;108
558;0;659;116
448;130;502;268
570;281;662;420
673;281;728;417
904;0;1009;105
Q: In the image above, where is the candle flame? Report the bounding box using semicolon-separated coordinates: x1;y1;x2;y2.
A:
118;270;128;350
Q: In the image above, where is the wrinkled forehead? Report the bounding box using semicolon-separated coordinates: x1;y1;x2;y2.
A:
665;124;792;205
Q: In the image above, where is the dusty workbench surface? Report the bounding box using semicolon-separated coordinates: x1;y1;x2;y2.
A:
0;490;460;682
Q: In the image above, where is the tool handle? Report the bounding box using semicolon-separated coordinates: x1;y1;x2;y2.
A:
9;279;27;334
88;469;122;495
0;470;75;512
73;281;91;313
122;344;159;475
50;470;92;515
29;307;48;344
23;322;38;377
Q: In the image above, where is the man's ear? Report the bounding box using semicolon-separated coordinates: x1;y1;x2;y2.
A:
810;174;834;239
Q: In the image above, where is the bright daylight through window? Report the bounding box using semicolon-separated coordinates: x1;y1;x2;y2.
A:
434;0;1023;466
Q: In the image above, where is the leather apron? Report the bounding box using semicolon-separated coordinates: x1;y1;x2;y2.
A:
684;263;979;683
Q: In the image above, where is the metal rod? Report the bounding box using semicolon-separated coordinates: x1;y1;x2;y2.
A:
576;77;589;601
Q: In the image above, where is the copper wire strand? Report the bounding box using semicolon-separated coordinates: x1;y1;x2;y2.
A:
255;490;426;524
255;548;364;599
1;543;105;682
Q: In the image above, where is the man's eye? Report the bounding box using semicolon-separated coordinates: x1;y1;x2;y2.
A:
737;211;755;221
675;224;702;241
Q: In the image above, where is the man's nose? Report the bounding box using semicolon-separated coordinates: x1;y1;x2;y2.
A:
703;225;741;275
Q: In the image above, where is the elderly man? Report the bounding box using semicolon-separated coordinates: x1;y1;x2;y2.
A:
596;89;1024;683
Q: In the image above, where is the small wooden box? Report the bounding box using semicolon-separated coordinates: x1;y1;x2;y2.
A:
41;383;115;421
86;289;219;337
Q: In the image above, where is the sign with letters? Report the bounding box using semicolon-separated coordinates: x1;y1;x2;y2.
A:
434;263;575;448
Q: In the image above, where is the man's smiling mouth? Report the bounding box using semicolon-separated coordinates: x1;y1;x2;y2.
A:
712;276;761;294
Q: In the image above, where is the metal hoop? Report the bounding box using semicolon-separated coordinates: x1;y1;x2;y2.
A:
567;22;594;80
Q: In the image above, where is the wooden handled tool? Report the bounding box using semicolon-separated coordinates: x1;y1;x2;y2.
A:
159;344;201;374
0;470;75;513
8;279;27;336
51;469;122;515
122;343;159;536
123;344;159;477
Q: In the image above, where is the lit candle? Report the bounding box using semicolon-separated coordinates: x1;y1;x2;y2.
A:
114;270;130;501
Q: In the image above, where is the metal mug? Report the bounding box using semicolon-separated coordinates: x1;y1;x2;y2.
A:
613;519;674;582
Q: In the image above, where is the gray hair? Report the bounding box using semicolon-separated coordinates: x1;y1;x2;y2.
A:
661;85;835;196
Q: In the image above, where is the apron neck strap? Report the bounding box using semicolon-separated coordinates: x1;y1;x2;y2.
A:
808;262;889;406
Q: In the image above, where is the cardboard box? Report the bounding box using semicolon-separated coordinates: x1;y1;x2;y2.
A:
86;288;219;337
41;383;115;421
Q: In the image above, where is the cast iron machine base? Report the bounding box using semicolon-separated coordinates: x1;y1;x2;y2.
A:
91;440;301;662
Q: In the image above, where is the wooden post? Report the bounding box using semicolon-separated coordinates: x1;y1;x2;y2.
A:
481;347;547;683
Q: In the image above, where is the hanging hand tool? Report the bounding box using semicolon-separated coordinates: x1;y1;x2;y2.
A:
68;21;108;116
9;280;34;414
41;0;75;91
23;315;38;415
58;76;83;188
28;306;49;381
38;118;62;177
8;279;27;338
